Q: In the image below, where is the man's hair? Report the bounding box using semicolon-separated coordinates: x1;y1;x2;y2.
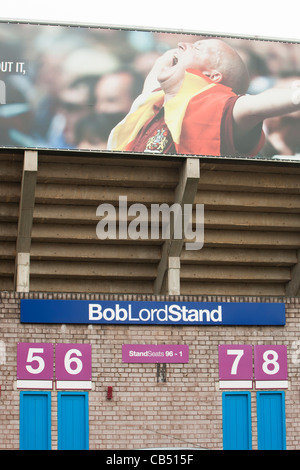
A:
208;39;250;95
221;49;250;95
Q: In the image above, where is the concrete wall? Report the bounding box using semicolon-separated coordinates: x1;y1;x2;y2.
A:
1;150;300;297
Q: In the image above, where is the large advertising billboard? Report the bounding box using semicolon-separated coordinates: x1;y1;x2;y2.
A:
0;20;300;161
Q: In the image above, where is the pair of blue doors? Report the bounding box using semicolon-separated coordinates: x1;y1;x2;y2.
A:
19;392;89;450
222;391;286;450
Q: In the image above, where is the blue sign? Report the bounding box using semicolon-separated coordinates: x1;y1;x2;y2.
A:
20;299;285;326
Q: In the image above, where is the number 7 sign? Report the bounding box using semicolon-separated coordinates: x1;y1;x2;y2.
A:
218;345;253;389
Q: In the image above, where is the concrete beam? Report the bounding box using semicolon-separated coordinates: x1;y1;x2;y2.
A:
180;281;286;296
181;247;297;266
30;242;161;262
181;264;290;282
286;249;300;297
30;260;157;279
154;158;200;295
199;169;300;193
15;150;38;292
194;190;300;212
37;161;178;187
30;277;153;294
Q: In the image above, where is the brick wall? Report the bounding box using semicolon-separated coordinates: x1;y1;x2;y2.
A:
1;291;300;450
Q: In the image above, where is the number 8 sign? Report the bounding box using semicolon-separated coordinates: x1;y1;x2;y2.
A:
254;345;288;389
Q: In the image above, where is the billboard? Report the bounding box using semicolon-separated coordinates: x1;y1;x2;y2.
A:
0;20;300;161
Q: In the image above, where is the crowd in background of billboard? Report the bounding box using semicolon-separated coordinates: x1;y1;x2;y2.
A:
0;22;300;159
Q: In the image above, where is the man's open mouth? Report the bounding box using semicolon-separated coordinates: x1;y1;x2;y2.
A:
172;55;178;66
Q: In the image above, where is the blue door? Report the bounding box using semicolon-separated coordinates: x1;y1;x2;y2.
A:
257;391;286;450
20;392;51;450
58;392;89;450
222;392;252;450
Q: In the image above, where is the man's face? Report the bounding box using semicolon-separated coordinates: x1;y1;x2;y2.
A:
157;40;219;94
176;40;217;71
183;40;219;70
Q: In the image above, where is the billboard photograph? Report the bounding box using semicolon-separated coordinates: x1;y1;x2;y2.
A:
0;20;300;161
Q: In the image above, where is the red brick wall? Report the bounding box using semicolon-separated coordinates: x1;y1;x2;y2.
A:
1;291;299;450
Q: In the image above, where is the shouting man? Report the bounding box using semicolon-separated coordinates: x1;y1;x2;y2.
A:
108;39;300;157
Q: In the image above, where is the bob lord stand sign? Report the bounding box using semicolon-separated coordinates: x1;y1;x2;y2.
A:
20;299;285;326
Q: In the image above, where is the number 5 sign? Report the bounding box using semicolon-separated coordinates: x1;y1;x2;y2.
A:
55;343;92;390
218;345;253;389
17;343;54;389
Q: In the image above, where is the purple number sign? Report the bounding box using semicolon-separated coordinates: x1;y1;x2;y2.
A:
17;342;53;380
218;344;253;389
55;343;92;381
254;345;288;385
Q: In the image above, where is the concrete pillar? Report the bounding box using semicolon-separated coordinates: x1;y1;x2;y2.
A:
15;150;38;292
153;157;200;295
167;256;180;295
16;252;30;293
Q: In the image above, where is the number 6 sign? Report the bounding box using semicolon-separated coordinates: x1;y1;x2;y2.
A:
55;343;92;390
218;345;253;389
